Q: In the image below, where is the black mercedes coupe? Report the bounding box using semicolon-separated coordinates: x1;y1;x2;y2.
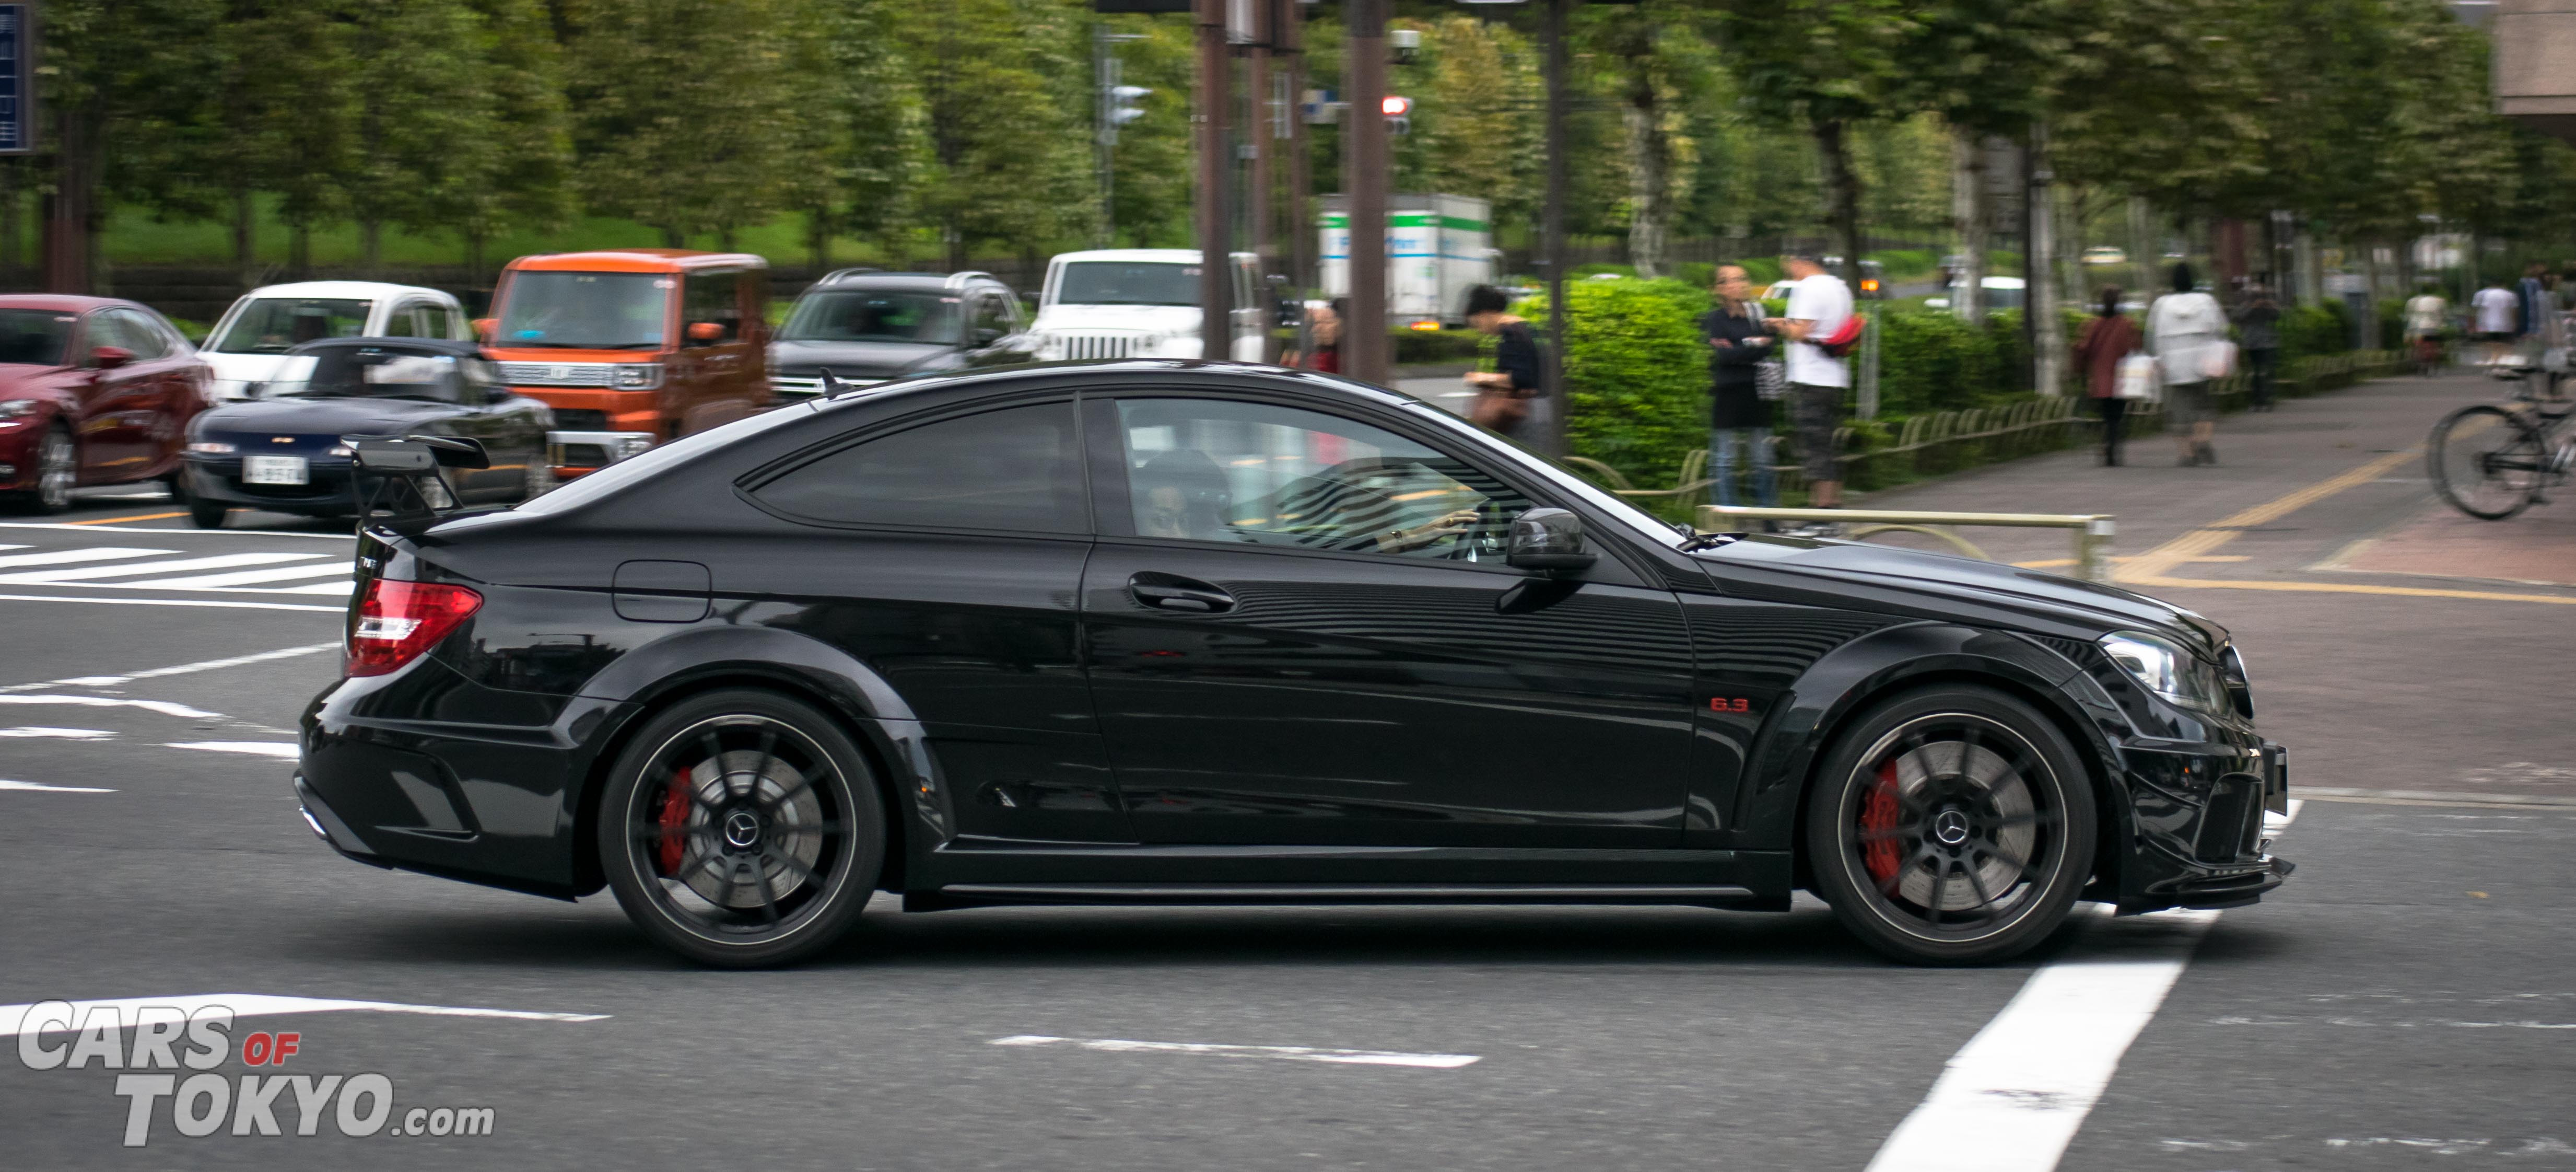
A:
296;361;2289;967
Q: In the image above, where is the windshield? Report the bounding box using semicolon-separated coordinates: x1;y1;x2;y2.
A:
779;291;960;344
1054;261;1198;307
0;309;77;366
213;298;371;354
265;349;495;402
495;272;669;349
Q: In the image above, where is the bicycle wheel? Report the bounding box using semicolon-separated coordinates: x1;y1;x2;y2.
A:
2429;405;2547;520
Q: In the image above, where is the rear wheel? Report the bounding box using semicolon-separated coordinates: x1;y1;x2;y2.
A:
2429;405;2544;520
598;689;884;967
1806;684;2096;965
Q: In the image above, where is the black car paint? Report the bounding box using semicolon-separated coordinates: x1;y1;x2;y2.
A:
299;362;2285;919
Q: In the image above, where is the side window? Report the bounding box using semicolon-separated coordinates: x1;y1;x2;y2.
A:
421;304;459;340
84;312;138;360
683;271;743;344
1113;398;1531;561
970;293;1010;341
383;303;424;338
754;401;1085;534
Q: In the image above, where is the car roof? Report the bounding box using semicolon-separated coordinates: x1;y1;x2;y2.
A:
1048;249;1256;265
809;359;1425;417
0;294;151;314
233;281;454;302
813;271;975;291
507;249;767;274
286;336;485;358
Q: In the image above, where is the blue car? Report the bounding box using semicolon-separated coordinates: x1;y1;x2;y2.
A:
182;338;554;528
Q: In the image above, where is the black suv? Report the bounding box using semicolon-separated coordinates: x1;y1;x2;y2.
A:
766;269;1037;400
298;362;2289;968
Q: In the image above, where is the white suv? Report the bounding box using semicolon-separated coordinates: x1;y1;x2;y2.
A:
1031;249;1266;363
200;281;472;400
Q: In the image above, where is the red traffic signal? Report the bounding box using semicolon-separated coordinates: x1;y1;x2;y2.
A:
1381;95;1412;117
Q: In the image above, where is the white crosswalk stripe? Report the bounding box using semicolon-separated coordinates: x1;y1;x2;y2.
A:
0;551;333;585
0;546;178;570
0;542;354;597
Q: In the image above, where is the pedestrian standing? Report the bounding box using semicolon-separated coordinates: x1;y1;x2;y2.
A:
1286;298;1346;373
2147;263;2227;467
1699;264;1781;508
2071;286;2143;467
2518;263;2548;340
1770;252;1854;516
2232;283;2282;411
2471;278;2519;365
1462;285;1541;439
2404;283;2449;376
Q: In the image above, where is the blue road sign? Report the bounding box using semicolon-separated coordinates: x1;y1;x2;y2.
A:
0;4;29;154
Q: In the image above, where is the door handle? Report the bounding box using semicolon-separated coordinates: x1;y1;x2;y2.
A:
1128;571;1235;614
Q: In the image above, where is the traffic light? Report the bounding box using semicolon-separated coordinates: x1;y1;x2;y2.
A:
1382;94;1412;136
1103;85;1150;145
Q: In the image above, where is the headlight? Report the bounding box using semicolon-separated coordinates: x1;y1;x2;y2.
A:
612;364;664;390
2099;631;2231;715
0;400;38;419
186;441;237;455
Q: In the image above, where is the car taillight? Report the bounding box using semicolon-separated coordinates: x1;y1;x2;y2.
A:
346;578;482;678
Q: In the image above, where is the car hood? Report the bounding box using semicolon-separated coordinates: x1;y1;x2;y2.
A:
1033;304;1202;331
1699;536;2228;653
203;352;288;384
194;396;462;439
767;340;952;380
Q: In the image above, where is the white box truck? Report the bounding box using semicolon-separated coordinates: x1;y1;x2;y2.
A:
1319;193;1498;328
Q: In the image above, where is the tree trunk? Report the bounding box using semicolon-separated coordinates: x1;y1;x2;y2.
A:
661;225;684;248
1814;119;1864;289
0;158;19;280
2127;198;2153;305
289;224;311;280
361;218;383;280
944;220;965;274
807;207;830;275
232;185;258;293
464;228;485;295
1950;127;1985;322
718;225;736;253
1621;75;1668;280
2025;122;2063;397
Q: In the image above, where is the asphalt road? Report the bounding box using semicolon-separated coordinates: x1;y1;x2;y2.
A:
1;370;2570;1169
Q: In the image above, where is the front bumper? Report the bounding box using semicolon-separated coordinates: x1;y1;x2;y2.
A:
184;454;362;514
2111;734;2293;913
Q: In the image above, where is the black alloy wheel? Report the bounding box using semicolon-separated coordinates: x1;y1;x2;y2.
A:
1806;685;2096;965
598;689;885;967
2429;405;2545;521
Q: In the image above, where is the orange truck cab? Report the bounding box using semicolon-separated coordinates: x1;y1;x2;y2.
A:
478;250;772;477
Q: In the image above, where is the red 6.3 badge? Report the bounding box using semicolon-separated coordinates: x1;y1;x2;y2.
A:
1707;696;1752;714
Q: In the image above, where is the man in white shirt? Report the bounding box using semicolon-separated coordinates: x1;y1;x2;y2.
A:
2404;285;2448;376
2472;280;2519;365
1772;253;1854;510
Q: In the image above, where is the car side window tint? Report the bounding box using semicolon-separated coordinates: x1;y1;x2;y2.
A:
84;312;137;359
971;293;1010;340
423;305;458;339
112;311;172;359
1113;398;1531;561
755;401;1086;534
383;304;423;338
684;271;743;343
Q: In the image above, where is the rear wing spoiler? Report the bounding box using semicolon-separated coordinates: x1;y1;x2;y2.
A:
346;434;489;528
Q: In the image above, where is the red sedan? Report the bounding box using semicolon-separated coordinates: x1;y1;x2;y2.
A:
0;295;213;513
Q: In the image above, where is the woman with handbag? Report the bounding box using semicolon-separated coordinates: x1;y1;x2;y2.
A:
2147;263;2230;467
1463;285;1541;438
1701;264;1782;506
2071;286;2144;467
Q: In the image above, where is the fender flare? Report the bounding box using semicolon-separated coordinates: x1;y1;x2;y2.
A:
1732;621;2132;886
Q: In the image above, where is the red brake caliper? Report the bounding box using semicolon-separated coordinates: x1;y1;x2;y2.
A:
654;767;693;875
1860;760;1902;885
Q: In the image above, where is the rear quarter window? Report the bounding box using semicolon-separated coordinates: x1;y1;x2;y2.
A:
751;401;1085;535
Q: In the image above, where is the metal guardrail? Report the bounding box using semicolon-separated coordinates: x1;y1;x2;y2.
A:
1696;505;2117;583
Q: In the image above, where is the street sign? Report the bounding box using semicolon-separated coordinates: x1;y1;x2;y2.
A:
0;4;32;155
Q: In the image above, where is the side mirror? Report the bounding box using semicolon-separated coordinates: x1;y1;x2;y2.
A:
471;318;497;343
90;345;135;370
686;321;724;343
973;327;1003;346
485;384;514;404
1506;507;1597;574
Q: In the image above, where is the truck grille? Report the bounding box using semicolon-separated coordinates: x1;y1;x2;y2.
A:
1045;332;1148;361
497;362;618;387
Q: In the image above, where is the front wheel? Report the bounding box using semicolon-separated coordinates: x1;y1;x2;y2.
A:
598;689;885;968
7;425;76;514
2429;405;2544;520
1806;685;2097;965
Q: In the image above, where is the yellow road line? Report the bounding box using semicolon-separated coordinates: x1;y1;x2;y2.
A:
65;512;187;526
2113;438;2576;605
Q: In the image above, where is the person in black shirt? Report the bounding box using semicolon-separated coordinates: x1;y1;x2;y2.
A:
1700;264;1780;507
1463;285;1540;437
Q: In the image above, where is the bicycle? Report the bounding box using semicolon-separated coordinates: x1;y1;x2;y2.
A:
2428;355;2574;520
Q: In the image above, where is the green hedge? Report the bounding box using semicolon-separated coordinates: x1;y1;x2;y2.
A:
1517;278;1713;485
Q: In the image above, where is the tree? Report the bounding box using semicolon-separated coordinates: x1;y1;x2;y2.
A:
1709;0;1917;286
1099;13;1192;247
39;0;226;290
345;0;493;277
457;0;576;286
891;0;1095;270
564;0;809;247
1406;15;1542;236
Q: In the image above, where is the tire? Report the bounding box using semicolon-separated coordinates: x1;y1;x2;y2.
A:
596;688;885;968
7;425;76;514
2429;405;2543;521
188;492;230;529
1805;684;2098;965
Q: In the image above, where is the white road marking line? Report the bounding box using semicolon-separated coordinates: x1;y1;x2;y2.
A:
0;695;222;719
1;994;610;1036
0;546;174;570
1864;799;2304;1172
0;543;22;551
0;521;355;539
0;641;342;694
0;779;115;793
125;564;354;590
271;579;358;596
990;1035;1481;1069
0;551;332;585
165;741;300;759
0;593;345;613
0;727;114;739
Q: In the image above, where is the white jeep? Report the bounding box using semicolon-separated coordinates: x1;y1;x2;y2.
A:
1031;249;1266;363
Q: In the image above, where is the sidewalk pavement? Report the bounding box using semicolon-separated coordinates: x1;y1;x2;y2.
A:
1846;367;2575;803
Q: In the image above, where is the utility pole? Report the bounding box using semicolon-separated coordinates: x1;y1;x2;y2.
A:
1343;0;1391;384
1280;2;1312;363
1538;0;1570;456
1195;0;1233;361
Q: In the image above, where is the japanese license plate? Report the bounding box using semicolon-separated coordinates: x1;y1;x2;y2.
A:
243;455;308;485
